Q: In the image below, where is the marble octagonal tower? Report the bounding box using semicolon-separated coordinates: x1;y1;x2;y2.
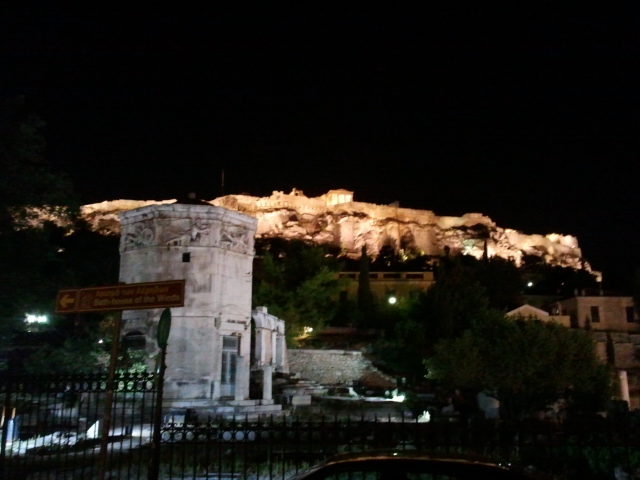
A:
118;201;263;409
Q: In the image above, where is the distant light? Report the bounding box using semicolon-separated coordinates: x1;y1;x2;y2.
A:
391;393;405;402
527;282;533;287
303;326;313;334
98;339;104;344
388;296;397;305
25;314;47;324
418;410;431;423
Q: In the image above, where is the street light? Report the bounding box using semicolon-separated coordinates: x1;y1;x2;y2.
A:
25;314;47;324
25;313;48;332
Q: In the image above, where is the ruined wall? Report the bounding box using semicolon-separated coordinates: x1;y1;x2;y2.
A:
287;349;396;388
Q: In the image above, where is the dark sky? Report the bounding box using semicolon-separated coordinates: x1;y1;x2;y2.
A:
2;6;639;291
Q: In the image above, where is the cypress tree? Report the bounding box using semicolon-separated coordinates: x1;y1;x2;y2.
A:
357;245;375;325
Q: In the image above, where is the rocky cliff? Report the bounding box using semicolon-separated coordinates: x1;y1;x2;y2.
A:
79;188;593;274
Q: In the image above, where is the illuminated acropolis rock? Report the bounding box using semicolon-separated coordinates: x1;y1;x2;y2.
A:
211;189;589;272
79;189;592;273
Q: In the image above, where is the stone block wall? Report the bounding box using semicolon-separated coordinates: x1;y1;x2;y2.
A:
287;349;395;388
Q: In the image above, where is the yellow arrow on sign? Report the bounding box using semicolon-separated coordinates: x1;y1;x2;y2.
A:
58;292;76;309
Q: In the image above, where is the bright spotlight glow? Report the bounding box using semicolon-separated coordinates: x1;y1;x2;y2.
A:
391;393;405;402
388;296;397;305
303;326;313;334
418;411;431;423
25;314;47;324
527;281;533;287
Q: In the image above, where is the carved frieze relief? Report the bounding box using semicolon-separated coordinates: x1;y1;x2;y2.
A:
162;217;211;246
219;226;251;254
122;220;156;251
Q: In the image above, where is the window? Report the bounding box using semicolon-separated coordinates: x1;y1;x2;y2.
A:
182;252;191;262
122;331;146;350
590;306;600;323
406;273;424;279
626;306;636;323
382;273;401;279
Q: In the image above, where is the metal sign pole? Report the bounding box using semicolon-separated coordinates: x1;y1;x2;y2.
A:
97;310;122;480
149;308;171;480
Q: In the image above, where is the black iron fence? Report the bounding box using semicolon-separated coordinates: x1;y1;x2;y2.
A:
0;372;156;479
1;373;639;479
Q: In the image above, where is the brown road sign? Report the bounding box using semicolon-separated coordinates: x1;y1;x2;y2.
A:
56;280;185;313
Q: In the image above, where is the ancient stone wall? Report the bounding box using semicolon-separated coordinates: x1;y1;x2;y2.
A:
287;349;396;388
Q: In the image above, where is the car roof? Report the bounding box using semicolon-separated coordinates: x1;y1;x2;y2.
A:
289;450;532;479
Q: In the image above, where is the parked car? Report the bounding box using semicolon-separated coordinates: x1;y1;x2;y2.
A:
288;451;538;479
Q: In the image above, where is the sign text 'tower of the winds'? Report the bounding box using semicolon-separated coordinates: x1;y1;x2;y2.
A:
56;280;185;313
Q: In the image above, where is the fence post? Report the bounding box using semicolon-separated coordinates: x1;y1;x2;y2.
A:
147;346;166;480
149;308;171;480
0;377;12;479
98;311;123;480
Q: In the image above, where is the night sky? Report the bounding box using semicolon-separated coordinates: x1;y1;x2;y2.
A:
2;6;638;291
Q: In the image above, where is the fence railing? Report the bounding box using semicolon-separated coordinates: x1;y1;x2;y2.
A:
1;373;639;479
0;372;156;479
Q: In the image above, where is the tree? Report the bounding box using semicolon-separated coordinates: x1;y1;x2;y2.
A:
473;256;524;311
0;96;80;336
419;258;494;342
371;300;428;384
357;245;375;325
23;336;109;374
253;238;345;345
633;266;640;317
0;96;78;230
369;256;501;382
370;241;401;270
425;316;612;420
521;256;600;297
54;218;120;288
0;97;122;374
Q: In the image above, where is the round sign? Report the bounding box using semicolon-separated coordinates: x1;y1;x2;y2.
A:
157;308;172;349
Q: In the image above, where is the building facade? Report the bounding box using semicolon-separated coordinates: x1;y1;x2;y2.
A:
538;295;640;409
506;304;571;327
338;271;436;304
548;295;639;332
